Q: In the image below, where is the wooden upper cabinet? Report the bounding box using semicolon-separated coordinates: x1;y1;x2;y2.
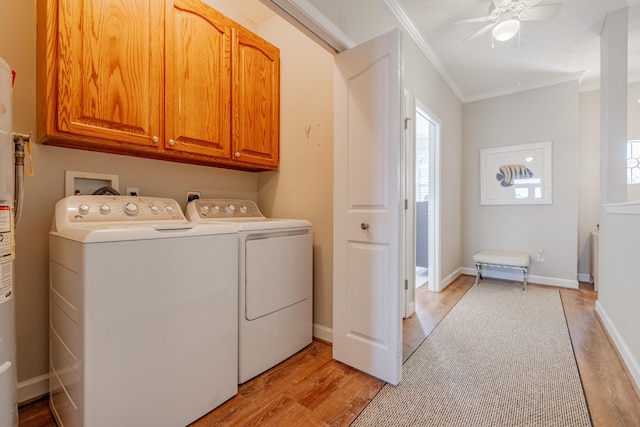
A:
55;0;164;147
38;0;279;170
232;27;280;169
165;0;232;159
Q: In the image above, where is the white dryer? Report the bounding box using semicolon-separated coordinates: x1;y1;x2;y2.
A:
49;196;238;427
186;199;312;383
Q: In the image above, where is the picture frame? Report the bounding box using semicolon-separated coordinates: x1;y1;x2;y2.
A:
480;141;552;205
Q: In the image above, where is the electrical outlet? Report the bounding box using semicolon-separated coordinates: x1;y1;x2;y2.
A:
187;191;201;203
537;250;545;262
126;187;139;197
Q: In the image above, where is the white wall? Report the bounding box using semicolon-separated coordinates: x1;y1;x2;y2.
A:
578;90;601;280
597;203;640;389
462;81;581;287
577;82;640;280
255;15;335;337
403;37;463;288
595;7;640;391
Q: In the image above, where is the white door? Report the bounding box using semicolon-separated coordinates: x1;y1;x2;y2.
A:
333;29;402;385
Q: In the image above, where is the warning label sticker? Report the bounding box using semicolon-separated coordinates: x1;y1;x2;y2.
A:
0;259;12;304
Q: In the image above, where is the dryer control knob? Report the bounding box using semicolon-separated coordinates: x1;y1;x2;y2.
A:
99;204;111;215
165;205;175;214
124;203;139;216
200;205;210;214
150;205;160;215
78;203;90;215
239;206;248;214
225;204;236;214
212;205;220;214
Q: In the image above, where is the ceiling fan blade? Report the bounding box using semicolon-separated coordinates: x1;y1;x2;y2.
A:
464;23;495;43
454;15;493;25
520;3;562;21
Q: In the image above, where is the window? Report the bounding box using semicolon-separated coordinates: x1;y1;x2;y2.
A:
627;140;640;184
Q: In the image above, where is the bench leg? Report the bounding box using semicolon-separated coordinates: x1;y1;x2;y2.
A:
522;267;528;293
474;263;482;286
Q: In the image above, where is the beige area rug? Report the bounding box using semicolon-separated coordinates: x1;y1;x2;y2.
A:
351;281;592;426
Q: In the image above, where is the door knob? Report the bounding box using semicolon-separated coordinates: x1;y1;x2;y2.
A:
361;223;369;230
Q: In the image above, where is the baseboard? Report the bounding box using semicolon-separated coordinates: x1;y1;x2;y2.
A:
313;323;333;343
439;267;462;292
595;301;640;391
460;267;579;289
17;373;49;405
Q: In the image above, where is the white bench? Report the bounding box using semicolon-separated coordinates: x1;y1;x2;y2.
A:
473;250;530;292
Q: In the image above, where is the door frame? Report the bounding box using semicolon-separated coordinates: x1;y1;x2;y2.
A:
403;97;442;316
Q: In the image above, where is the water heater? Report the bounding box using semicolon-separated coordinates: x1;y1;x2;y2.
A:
0;55;18;427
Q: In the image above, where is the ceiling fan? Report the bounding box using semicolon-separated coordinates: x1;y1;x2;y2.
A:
455;0;562;43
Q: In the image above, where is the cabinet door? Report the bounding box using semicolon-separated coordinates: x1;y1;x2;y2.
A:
232;27;280;169
56;0;163;147
165;0;232;159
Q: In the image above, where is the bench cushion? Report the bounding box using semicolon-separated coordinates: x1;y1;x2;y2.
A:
473;250;529;268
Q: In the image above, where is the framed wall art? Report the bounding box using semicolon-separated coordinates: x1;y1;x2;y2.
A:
480;141;552;205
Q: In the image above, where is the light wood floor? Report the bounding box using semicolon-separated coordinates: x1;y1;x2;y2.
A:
18;275;640;426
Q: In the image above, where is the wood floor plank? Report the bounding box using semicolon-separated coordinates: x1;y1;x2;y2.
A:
561;288;640;427
19;275;640;426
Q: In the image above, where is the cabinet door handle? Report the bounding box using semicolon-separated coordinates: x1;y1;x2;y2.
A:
168;139;175;146
235;152;240;158
152;135;159;143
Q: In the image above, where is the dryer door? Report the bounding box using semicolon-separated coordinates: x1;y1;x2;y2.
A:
245;230;311;321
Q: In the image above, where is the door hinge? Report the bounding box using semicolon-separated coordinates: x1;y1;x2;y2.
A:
404;117;411;130
404;199;408;210
404;279;408;290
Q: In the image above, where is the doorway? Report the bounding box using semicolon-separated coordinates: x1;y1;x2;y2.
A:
404;95;440;318
415;106;436;289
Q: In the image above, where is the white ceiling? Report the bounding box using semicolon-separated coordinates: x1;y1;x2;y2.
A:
234;0;640;102
396;0;640;102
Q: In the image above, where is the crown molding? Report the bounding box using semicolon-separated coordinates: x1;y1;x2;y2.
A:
382;0;464;102
260;0;355;52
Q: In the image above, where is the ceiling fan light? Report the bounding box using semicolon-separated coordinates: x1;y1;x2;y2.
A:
492;19;520;41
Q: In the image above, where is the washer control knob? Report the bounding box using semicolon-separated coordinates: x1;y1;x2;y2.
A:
225;204;236;214
150;205;160;215
212;205;220;214
78;203;90;215
99;204;111;215
165;205;175;215
239;205;248;214
124;203;139;216
200;205;210;214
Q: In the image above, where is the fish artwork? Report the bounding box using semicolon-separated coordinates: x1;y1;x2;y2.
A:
496;164;533;187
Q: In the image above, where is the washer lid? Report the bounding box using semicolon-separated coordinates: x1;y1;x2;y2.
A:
50;222;237;243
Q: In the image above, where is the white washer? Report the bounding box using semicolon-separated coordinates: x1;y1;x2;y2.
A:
49;196;238;427
186;199;312;383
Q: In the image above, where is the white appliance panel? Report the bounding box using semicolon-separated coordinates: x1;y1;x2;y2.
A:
0;56;17;427
49;196;239;427
186;198;314;384
83;235;237;426
245;231;312;320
